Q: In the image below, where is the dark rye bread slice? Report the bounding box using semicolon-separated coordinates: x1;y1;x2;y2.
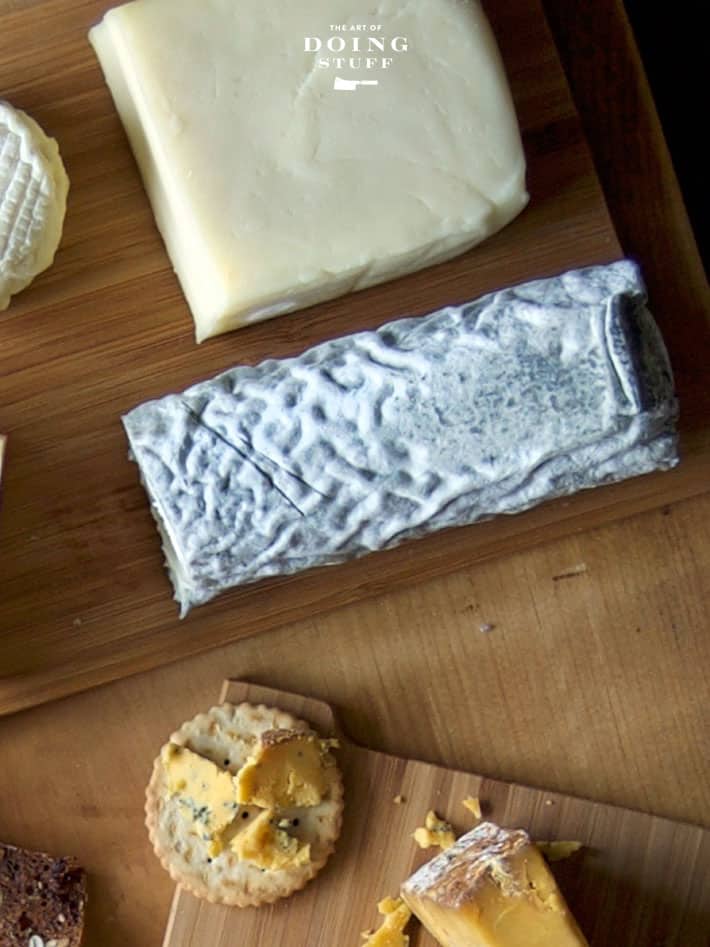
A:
0;842;87;947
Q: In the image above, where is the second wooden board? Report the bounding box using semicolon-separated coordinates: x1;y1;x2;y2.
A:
163;682;710;946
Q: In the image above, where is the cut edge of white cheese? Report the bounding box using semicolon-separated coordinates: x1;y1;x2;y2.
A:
0;101;69;311
89;22;224;339
90;0;528;342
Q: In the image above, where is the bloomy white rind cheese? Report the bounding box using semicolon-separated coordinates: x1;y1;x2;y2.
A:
122;261;678;615
0;102;69;311
89;0;528;341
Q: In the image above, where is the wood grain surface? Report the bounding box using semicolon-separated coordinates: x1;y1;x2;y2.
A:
3;0;709;716
1;1;709;945
161;681;710;947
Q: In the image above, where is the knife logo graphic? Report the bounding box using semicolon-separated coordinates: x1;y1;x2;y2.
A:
333;76;380;91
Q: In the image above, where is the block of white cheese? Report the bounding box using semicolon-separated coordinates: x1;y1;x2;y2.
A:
122;261;678;615
0;102;69;311
89;0;528;342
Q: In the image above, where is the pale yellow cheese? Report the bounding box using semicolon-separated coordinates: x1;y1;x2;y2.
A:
230;808;311;871
235;730;337;809
463;796;482;820
162;744;238;840
361;897;412;947
536;841;583;863
401;822;590;947
89;0;528;342
413;810;456;851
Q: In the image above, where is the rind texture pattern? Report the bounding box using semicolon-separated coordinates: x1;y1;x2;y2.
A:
0;101;69;310
123;261;678;615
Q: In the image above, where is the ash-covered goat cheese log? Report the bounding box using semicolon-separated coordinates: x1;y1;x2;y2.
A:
123;261;678;615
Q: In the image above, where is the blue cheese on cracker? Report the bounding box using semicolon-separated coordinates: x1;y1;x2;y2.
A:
123;261;678;615
236;730;338;809
148;704;344;905
162;743;238;844
230;809;311;871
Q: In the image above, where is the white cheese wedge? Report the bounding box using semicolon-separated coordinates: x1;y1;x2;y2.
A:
89;0;528;342
0;102;69;311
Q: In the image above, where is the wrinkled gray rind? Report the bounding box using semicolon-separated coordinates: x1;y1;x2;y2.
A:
123;261;678;616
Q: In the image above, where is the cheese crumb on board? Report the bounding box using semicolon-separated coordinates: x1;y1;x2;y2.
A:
361;897;412;947
0;101;69;311
413;811;456;851
89;0;527;341
462;796;482;819
401;822;590;946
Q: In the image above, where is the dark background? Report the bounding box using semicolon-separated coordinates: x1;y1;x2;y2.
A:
624;1;707;272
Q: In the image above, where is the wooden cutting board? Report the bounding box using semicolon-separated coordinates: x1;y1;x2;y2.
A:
0;0;708;716
163;681;710;946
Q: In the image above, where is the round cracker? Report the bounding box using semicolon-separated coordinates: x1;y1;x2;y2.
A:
145;702;343;907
